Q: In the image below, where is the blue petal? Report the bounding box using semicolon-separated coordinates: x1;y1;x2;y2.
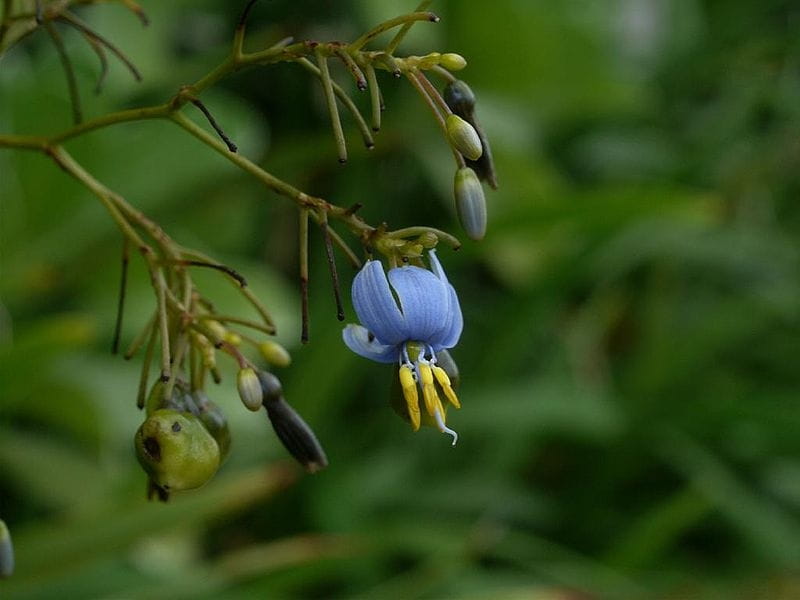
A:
427;250;463;349
387;266;449;342
428;249;449;283
351;260;408;345
342;324;399;363
432;282;463;349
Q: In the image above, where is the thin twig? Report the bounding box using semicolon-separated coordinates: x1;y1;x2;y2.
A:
155;269;171;383
200;314;274;335
112;238;130;354
315;46;347;163
176;258;247;287
385;1;434;54
136;318;158;408
35;0;43;24
121;0;149;26
349;10;438;52
45;22;83;124
124;311;156;359
237;0;261;27
333;46;366;91
189;98;238;153
430;64;457;83
296;57;374;149
299;208;310;343
406;70;465;168
59;10;142;81
320;212;345;321
76;29;109;94
364;62;381;131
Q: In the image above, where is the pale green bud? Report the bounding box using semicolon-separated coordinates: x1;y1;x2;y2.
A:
418;52;441;69
237;367;263;411
0;519;14;579
440;53;467;71
445;114;482;161
258;340;292;368
454;167;487;241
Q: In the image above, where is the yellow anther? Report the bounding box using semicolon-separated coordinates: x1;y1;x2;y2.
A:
432;365;461;409
418;361;434;386
399;365;421;431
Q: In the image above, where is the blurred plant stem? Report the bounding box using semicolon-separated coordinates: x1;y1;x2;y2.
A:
0;4;461;254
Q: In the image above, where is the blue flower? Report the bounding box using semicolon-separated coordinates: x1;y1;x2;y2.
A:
342;250;463;444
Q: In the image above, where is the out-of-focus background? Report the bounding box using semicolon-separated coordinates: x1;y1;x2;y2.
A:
2;1;800;598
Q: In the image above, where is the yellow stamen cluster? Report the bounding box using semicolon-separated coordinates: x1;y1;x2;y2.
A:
399;364;421;431
398;359;461;433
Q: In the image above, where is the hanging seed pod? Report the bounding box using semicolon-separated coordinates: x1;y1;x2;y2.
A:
193;391;231;462
454;167;487;241
237;367;263;411
444;79;497;189
0;519;14;579
443;79;476;116
445;114;482;161
257;369;284;402
145;380;199;416
257;371;327;472
263;396;329;473
135;409;220;492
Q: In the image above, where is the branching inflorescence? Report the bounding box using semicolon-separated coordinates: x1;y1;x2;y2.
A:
0;0;496;508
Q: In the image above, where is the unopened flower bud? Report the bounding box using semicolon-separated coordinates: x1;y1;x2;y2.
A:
205;320;227;342
0;519;14;579
440;53;467;71
223;331;242;346
237;367;263;411
446;114;482;161
258;340;292;368
444;80;497;189
135;410;220;492
454;167;487;241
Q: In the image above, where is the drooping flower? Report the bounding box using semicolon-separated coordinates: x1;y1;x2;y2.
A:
342;249;463;444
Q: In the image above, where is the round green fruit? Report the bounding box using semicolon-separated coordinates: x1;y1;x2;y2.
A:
135;409;220;492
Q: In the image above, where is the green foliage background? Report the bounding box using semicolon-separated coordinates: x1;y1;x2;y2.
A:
3;0;800;598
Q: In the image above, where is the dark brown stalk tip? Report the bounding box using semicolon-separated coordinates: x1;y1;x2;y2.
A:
160;373;170;383
344;202;363;216
338;157;348;164
427;12;440;22
357;81;367;91
237;0;261;27
366;142;375;150
372;126;380;132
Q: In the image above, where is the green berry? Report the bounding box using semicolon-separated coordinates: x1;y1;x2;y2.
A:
135;409;220;492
